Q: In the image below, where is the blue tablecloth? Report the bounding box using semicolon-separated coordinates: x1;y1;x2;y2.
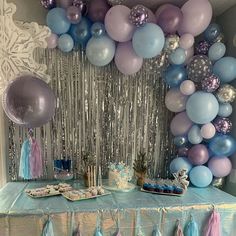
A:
0;182;236;236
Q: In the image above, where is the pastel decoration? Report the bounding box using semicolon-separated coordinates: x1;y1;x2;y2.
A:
208;42;226;61
169;48;186;65
179;34;194;50
180;80;195;96
188;125;203;145
170;157;192;174
204;210;221;236
200;123;216;139
184;216;199;236
58;34;74;52
218;103;232;117
188;144;209;165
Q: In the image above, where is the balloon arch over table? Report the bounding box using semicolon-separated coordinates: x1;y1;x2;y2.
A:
3;0;236;187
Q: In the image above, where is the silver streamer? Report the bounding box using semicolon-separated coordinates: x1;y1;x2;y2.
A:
8;49;174;180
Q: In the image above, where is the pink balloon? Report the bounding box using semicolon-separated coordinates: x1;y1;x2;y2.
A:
46;33;58;49
208;156;232;177
170;111;193;136
88;0;110;22
147;9;157;24
200;123;216;139
180;80;196;96
165;88;188;112
179;33;194;50
105;5;135;42
188;144;209;165
155;4;173;21
184;46;194;65
115;41;143;75
178;0;212;36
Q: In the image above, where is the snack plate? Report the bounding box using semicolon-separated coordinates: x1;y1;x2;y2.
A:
141;188;185;197
25;190;61;198
62;189;111;201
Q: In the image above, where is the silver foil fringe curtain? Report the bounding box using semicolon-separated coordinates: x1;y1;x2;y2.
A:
8;49;175;181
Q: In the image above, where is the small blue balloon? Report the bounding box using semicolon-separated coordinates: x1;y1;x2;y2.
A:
132;23;165;58
58;34;74;52
46;8;71;34
209;134;236;156
189;166;213;188
174;136;188;147
170;157;193;174
186;92;219;124
213;57;236;83
169;48;186;65
218;103;233;117
91;22;106;38
208;42;226;61
69;17;92;48
163;65;187;87
188;125;203;145
204;23;221;42
86;34;116;67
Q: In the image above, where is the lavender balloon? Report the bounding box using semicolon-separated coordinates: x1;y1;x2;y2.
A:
88;0;110;22
188;144;209;165
201;74;220;93
41;0;56;9
66;6;81;24
72;0;87;15
213;117;232;134
129;5;148;27
2;75;56;128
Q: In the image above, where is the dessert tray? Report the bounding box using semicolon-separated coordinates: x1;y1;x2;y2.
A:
62;186;111;201
25;183;72;198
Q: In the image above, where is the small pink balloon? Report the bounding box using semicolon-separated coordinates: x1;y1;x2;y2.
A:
208;156;232;177
147;9;157;24
184;46;194;65
105;5;135;42
170;111;193;136
188;144;209;165
179;33;194;50
200;123;216;139
165;88;188;112
46;33;58;49
66;5;81;24
88;0;110;22
115;41;143;75
180;80;196;95
56;0;72;8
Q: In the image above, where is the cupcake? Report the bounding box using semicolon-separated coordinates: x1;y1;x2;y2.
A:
143;183;149;190
97;187;105;195
154;184;161;192
173;186;184;195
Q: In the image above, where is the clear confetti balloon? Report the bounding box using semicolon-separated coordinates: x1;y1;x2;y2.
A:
216;84;236;103
201;74;220;93
164;34;180;54
129;5;148;27
41;0;56;9
213;117;232;134
195;40;210;55
187;55;212;83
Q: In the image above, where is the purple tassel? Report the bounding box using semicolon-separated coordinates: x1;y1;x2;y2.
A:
204;210;221;236
175;221;184;236
29;138;43;179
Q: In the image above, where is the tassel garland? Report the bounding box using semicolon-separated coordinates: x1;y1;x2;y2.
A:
152;225;162;236
204;210;221;236
184;216;199;236
42;219;54;236
175;221;184;236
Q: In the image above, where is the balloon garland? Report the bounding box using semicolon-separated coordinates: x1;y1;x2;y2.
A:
41;0;236;188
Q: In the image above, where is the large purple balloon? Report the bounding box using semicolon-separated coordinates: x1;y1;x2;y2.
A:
115;41;143;75
88;0;110;22
208;156;232;177
157;4;183;34
2;75;56;128
188;144;209;165
105;5;135;42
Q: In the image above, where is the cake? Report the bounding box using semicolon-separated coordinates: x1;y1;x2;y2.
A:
108;162;133;189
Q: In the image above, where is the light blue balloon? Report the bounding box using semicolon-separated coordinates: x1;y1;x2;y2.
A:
169;48;186;65
190;166;213;187
208;42;226;61
218;103;233;117
213;57;236;83
209;134;236;156
186;92;219;124
163;65;187;87
58;34;74;52
91;22;106;38
170;157;193;174
86;35;116;67
46;8;71;34
188;125;203;145
132;23;165;58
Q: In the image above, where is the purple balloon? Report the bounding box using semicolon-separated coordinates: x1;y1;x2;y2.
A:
178;147;189;157
201;74;220;93
66;5;81;24
155;4;173;21
2;75;56;128
72;0;87;15
115;41;143;75
170;111;193;136
41;0;56;9
157;4;183;34
105;5;135;42
46;33;58;49
213;117;232;134
56;0;72;8
129;5;148;27
88;0;110;22
188;144;209;165
208;156;232;177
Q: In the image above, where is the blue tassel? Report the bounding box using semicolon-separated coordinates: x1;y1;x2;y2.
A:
152;225;162;236
94;226;103;236
42;219;54;236
184;216;199;236
19;139;31;180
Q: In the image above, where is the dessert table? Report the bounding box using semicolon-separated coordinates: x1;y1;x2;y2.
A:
0;181;236;236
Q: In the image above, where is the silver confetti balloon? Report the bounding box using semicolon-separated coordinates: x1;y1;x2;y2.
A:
212;177;225;189
216;84;236;103
213;117;232;134
187;55;212;83
164;34;180;54
129;5;148;27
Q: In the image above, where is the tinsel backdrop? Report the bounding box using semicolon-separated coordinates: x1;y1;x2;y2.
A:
7;48;174;181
